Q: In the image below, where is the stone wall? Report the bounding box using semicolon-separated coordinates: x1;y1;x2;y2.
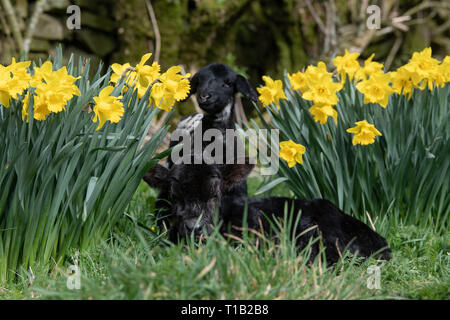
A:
1;0;448;118
0;0;116;70
2;0;448;77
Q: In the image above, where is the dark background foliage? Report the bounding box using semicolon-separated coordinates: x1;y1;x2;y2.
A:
1;0;448;118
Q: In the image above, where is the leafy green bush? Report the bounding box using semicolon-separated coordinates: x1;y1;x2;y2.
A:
0;48;169;282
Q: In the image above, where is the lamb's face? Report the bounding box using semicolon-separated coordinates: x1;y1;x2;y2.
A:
192;65;237;113
143;161;254;239
187;63;258;115
168;163;222;237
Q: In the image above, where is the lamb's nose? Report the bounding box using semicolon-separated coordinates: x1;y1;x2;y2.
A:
198;93;211;103
185;218;203;236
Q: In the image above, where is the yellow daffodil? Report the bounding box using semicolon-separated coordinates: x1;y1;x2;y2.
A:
346;120;382;145
309;104;338;125
48;66;81;97
290;61;342;124
110;53;191;111
302;73;341;106
257;75;287;109
134;53;161;98
390;66;414;99
403;47;441;90
135;53;159;79
22;91;52;121
149;66;190;111
279;140;306;167
0;58;31;107
92;86;124;130
356;72;393;108
304;61;331;82
0;71;14;107
159;66;191;101
110;62;136;86
333;49;360;82
22;62;81;121
29;61;53;87
288;71;308;92
37;84;72;113
439;56;450;83
110;53;161;99
150;82;176;112
355;53;384;81
5;58;31;82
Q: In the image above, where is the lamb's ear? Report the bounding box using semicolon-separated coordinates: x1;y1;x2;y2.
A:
143;164;170;190
223;158;255;190
181;72;199;102
236;75;258;102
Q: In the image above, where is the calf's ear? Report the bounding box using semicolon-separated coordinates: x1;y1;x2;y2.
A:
223;157;255;190
235;75;258;102
143;164;170;190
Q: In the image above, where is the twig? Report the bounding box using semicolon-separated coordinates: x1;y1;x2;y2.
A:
356;0;369;35
384;34;402;71
81;58;88;74
349;0;358;22
0;9;12;36
119;66;136;79
234;99;242;126
115;66;135;88
190;95;202;114
154;110;169;129
432;20;450;37
335;238;344;272
318;231;323;275
180;64;202;114
391;16;410;32
145;0;161;62
403;1;450;17
1;0;24;51
224;233;245;243
325;0;337;54
305;0;327;34
351;28;376;53
23;0;47;55
234;94;248;125
365;211;376;231
359;0;369;23
231;225;266;240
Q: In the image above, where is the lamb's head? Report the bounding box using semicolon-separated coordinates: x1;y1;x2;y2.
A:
186;63;258;115
144;159;254;239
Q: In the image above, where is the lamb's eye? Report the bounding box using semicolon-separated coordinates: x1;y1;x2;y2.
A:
223;81;231;88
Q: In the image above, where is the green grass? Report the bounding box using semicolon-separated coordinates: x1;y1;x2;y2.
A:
1;178;448;300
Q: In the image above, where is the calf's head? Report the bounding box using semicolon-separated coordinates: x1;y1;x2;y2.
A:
144;160;254;238
187;63;258;114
